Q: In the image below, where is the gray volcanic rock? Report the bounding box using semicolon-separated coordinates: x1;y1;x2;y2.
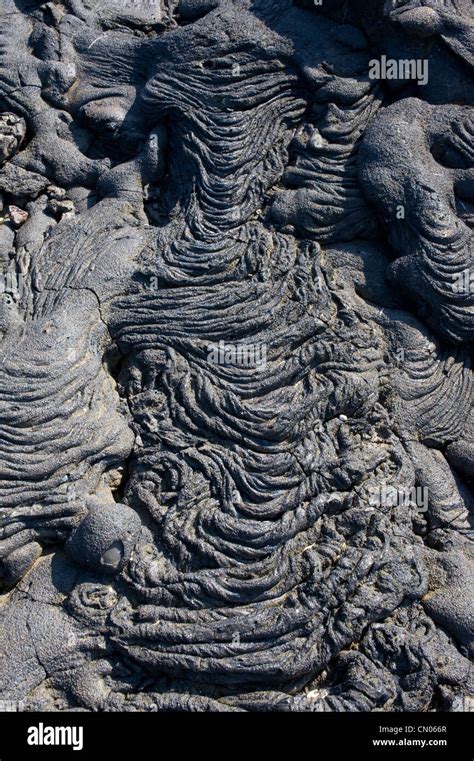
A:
0;0;472;713
0;114;26;164
65;498;141;573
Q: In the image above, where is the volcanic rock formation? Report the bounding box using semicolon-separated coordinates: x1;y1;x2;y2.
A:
0;0;472;712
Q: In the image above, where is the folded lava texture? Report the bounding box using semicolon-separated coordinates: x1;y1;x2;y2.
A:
0;0;472;712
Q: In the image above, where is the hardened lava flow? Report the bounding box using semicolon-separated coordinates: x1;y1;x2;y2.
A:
0;0;472;712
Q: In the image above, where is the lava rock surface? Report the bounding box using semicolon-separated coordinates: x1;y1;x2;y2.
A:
0;0;472;712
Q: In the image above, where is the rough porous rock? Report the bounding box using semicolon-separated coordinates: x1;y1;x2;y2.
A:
0;0;472;712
